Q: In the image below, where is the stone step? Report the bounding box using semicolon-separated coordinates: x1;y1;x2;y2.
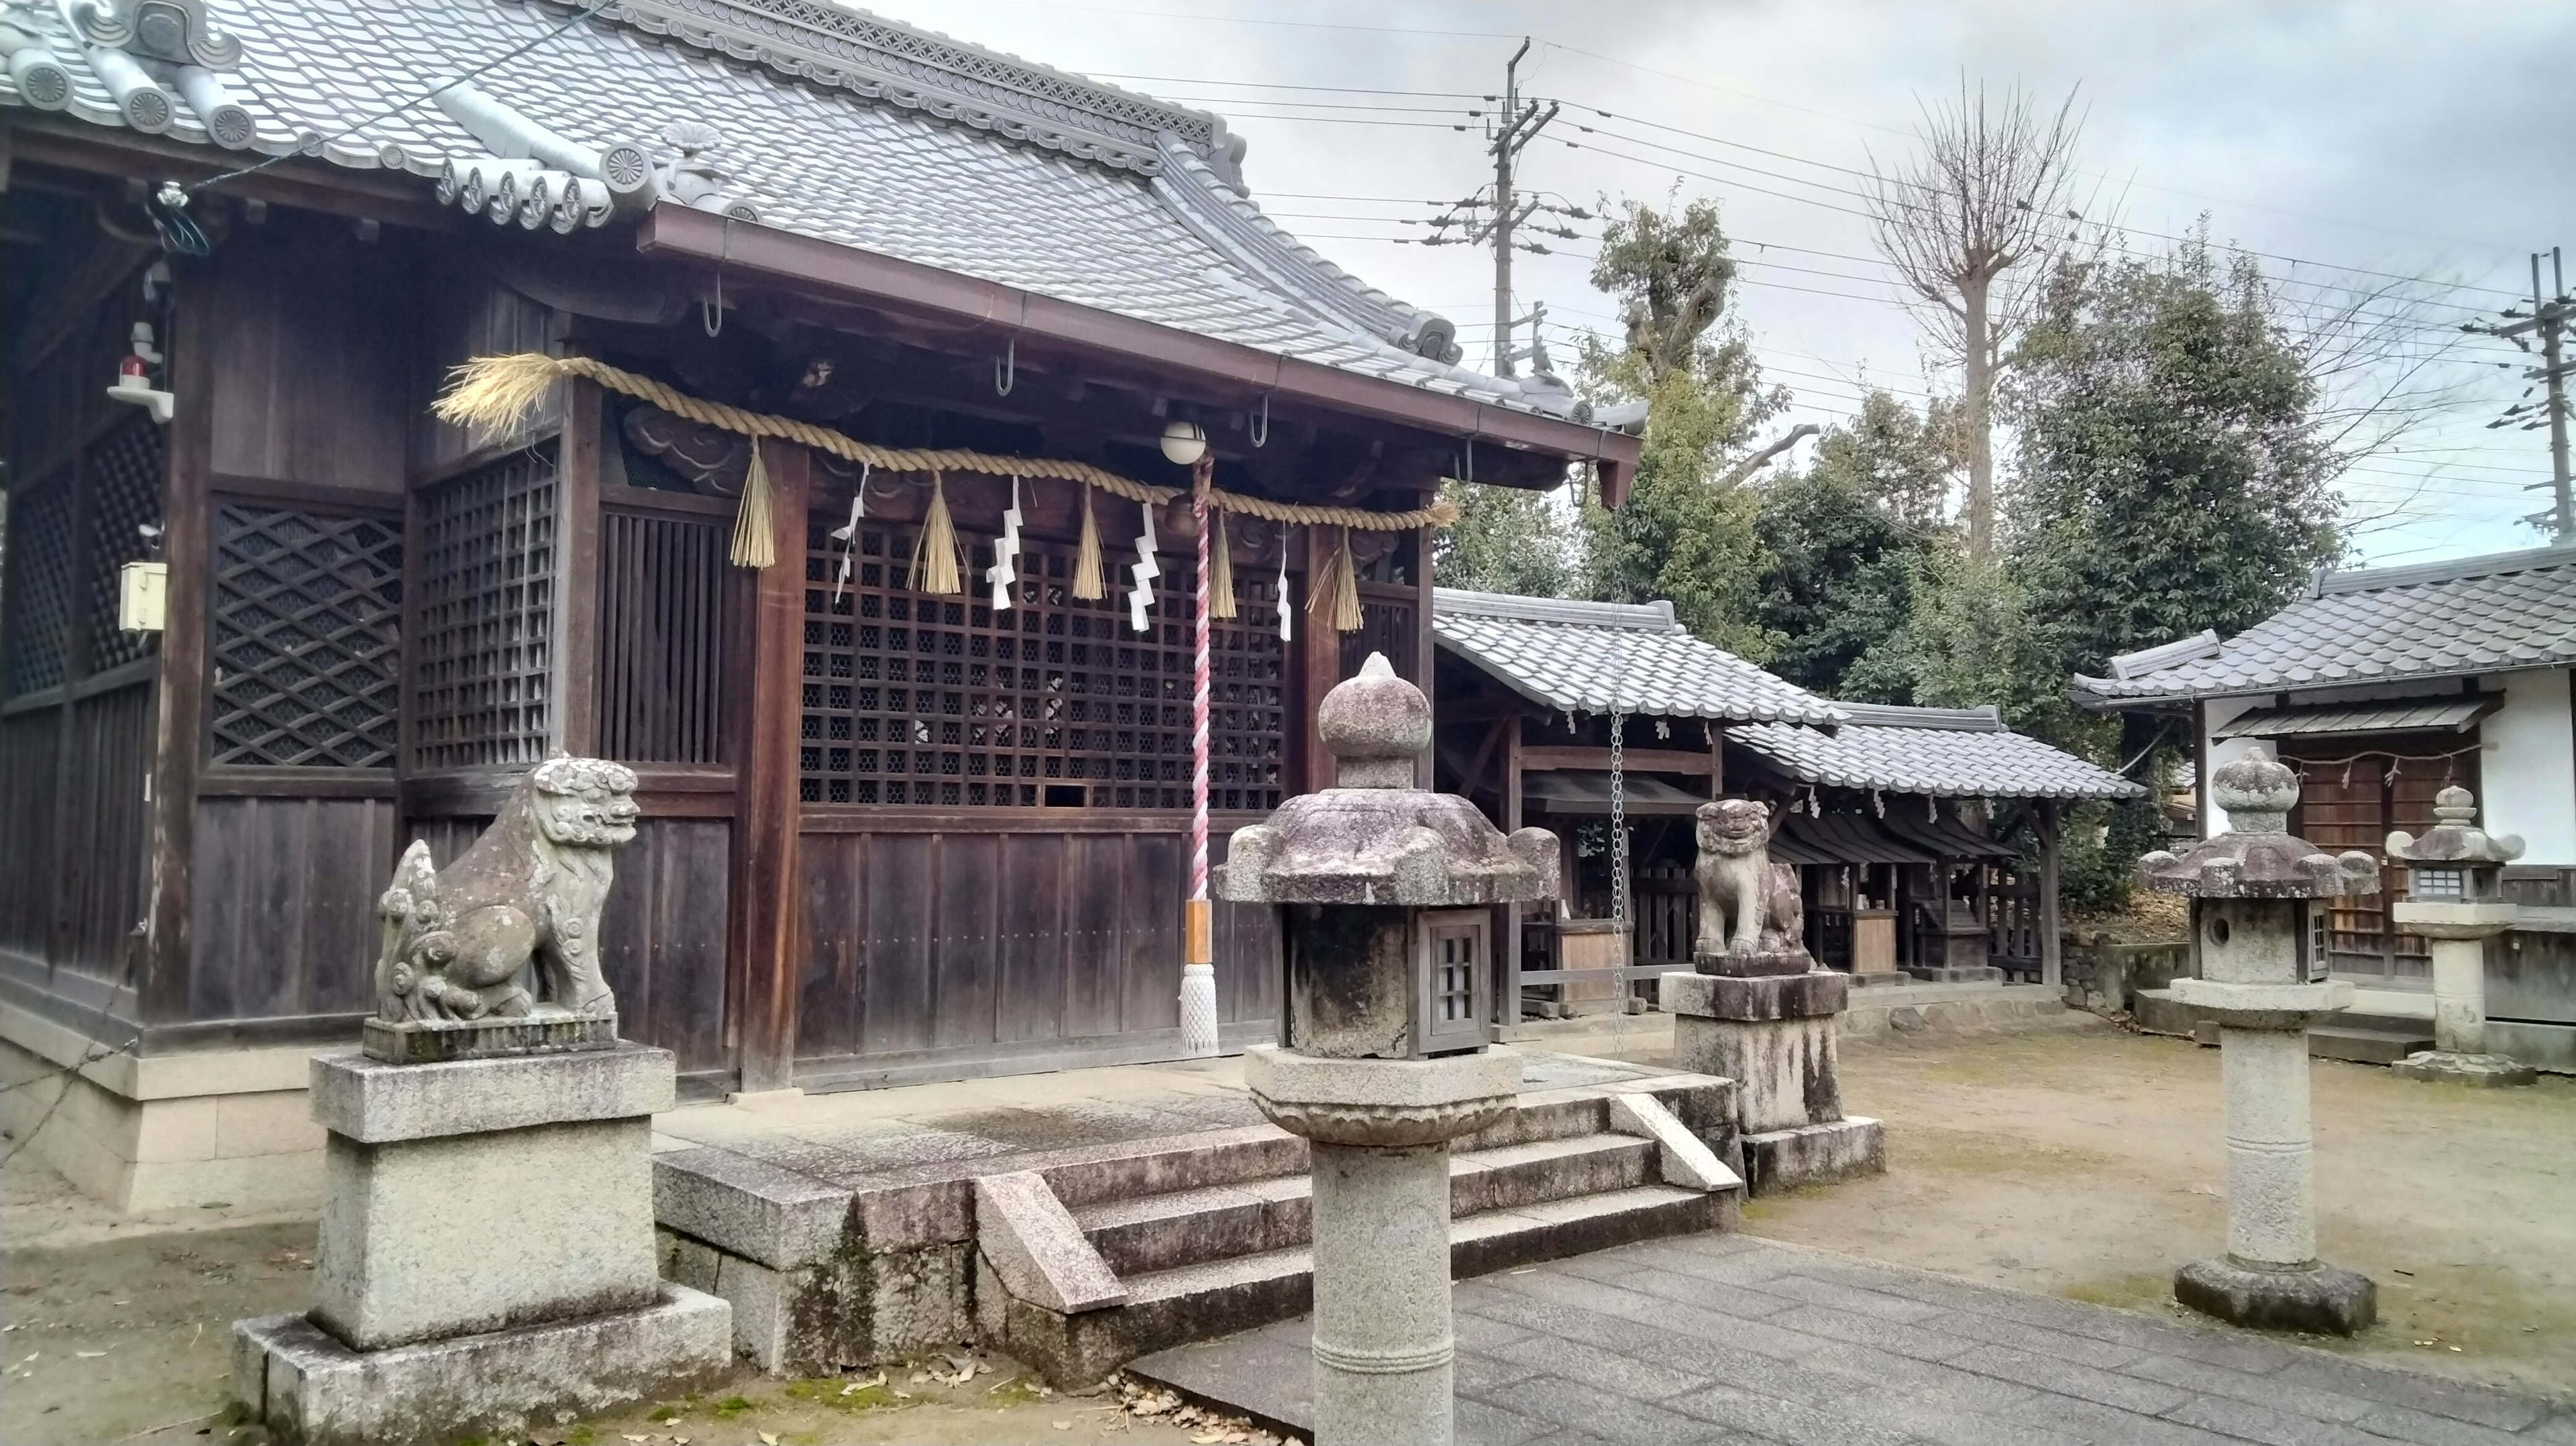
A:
2308;1024;2433;1065
1074;1133;1661;1277
1071;1184;1727;1380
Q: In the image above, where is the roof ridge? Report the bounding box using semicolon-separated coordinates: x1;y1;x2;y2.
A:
1830;703;2004;731
1153;140;1460;365
1431;587;1681;632
609;0;1222;174
2312;541;2576;598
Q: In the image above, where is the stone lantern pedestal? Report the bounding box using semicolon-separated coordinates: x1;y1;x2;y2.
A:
2143;748;2379;1337
1219;655;1558;1446
2386;786;2536;1088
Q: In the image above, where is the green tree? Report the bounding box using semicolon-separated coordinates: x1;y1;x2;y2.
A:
1573;196;1788;659
1432;479;1576;596
1752;390;1963;696
2003;237;2346;679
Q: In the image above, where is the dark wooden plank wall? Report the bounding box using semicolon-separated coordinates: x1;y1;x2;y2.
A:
794;824;1278;1074
53;683;154;985
205;215;413;492
596;817;734;1074
0;712;62;963
189;796;396;1020
412;249;559;477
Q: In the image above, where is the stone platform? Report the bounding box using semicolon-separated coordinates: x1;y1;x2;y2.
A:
647;1052;1748;1382
1131;1233;2575;1446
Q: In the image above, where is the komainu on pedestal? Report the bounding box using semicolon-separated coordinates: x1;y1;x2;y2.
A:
1666;797;1882;1193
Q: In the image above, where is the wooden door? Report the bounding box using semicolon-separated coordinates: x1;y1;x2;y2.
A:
2288;748;2471;983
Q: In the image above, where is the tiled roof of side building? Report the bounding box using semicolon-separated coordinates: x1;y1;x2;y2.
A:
1732;705;2145;801
2074;544;2576;703
1430;588;1844;726
0;0;1599;423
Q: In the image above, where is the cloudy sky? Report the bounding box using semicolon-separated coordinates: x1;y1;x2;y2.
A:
861;0;2572;566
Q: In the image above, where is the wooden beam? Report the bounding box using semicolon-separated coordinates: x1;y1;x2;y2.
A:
142;258;215;1025
1458;714;1509;803
1499;714;1524;1036
731;439;811;1093
1516;746;1715;775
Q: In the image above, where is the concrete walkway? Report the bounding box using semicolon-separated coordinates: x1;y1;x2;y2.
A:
1132;1233;2575;1446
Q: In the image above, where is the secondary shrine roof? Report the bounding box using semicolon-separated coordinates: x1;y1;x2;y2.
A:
1731;704;2145;802
2075;544;2576;704
0;0;1599;425
1431;588;1845;726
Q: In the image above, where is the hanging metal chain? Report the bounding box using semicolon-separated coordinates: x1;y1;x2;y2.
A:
1610;710;1628;930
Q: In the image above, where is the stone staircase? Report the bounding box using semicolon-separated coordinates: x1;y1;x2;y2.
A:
653;1065;1743;1385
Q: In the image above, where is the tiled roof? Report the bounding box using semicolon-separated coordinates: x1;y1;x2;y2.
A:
1732;704;2144;801
2210;696;2499;740
0;0;1595;422
2076;545;2576;702
1430;588;1843;726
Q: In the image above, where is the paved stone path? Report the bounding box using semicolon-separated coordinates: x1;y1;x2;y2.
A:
1132;1233;2575;1446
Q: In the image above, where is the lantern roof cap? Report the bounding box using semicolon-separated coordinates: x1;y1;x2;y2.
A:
2385;785;2525;867
2138;747;2380;899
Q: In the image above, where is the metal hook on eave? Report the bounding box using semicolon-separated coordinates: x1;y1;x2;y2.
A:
1248;390;1271;448
702;215;732;337
994;333;1016;397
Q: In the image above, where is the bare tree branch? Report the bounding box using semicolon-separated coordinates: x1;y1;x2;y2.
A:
1865;77;2085;563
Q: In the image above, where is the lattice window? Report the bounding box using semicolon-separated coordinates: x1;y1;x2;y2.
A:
2;476;75;699
83;416;164;675
411;446;557;771
209;503;402;767
597;509;729;764
798;518;1285;810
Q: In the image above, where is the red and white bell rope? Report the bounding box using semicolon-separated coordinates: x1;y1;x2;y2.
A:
1179;461;1220;1056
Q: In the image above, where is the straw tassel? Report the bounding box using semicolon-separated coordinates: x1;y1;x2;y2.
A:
1329;523;1370;626
1072;486;1107;600
729;440;776;569
908;471;965;595
1209;509;1238;620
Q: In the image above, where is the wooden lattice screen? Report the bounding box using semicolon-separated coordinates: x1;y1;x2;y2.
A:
1338;588;1417;683
2293;751;2461;980
209;502;403;767
81;416;164;675
596;508;729;764
411;444;557;771
1;475;75;699
798;517;1285;810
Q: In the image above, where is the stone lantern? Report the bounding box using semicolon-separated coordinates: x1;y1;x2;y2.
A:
1218;655;1557;1446
2142;747;2380;1336
2387;785;2535;1087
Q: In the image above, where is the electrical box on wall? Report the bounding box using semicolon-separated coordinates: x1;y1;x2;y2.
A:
119;561;168;632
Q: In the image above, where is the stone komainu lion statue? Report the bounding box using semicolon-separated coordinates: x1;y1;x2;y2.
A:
1693;797;1804;958
374;755;641;1023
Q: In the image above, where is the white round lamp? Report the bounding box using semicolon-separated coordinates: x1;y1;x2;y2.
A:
1159;419;1208;466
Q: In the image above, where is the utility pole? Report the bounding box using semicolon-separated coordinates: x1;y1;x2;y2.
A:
2467;246;2573;542
1478;40;1556;377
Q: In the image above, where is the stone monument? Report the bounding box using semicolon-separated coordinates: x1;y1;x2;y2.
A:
1217;655;1557;1446
233;757;731;1446
1661;799;1883;1194
2386;785;2536;1087
2145;747;2379;1335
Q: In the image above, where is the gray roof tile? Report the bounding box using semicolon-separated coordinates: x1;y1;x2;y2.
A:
2077;545;2576;702
1732;707;2144;801
0;0;1590;421
1431;588;1843;726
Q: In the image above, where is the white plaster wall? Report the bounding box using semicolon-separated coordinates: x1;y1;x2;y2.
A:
2481;668;2575;865
2202;697;2263;838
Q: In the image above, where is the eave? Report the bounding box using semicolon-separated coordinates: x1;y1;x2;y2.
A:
633;205;1641;504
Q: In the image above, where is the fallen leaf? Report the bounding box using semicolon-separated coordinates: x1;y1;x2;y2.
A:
891;1390;912;1400
1193;1435;1228;1445
625;1436;649;1443
76;1351;106;1358
759;1433;780;1445
1053;1421;1072;1431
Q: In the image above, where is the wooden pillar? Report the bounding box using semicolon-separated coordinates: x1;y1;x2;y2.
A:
1413;522;1434;789
2038;799;2064;989
1708;722;1725;797
731;440;810;1094
141;266;215;1027
553;378;603;755
1297;522;1344;792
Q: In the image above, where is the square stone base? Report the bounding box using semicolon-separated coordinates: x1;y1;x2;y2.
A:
232;1286;732;1446
2174;1258;2375;1337
1739;1117;1884;1196
362;1011;619;1064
